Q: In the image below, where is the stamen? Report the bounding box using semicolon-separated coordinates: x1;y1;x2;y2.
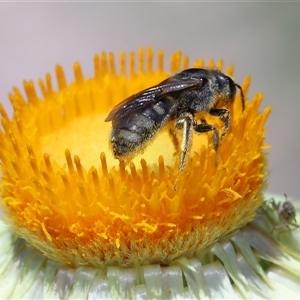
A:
31;176;43;192
216;60;224;70
100;52;108;74
1;116;9;133
130;162;139;184
29;154;40;178
226;65;234;77
170;51;182;72
78;183;87;201
65;149;75;174
74;62;84;83
108;52;116;75
100;152;108;177
9;87;26;110
61;173;71;190
108;174;117;200
140;159;149;182
45;73;53;94
91;167;100;191
129;52;135;77
9;132;21;157
261;106;272;127
38;78;47;98
15;112;23;136
9;93;21;112
74;155;84;180
242;76;251;96
119;51;126;76
43;153;53;175
150;179;160;214
193;58;204;68
44;185;57;200
252;93;263;117
158;155;166;181
208;59;215;69
0;103;9;120
147;47;153;73
41;222;52;241
182;55;189;69
119;160;126;181
94;54;101;78
23;80;38;105
41;169;52;186
11;158;23;178
26;143;35;156
157;50;164;73
56;65;67;91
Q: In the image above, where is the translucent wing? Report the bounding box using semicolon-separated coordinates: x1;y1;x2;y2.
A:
105;73;203;122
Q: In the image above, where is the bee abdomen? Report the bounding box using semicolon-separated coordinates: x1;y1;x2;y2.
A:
111;128;143;158
110;100;175;158
110;114;158;158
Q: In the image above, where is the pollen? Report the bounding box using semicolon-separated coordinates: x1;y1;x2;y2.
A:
0;48;271;268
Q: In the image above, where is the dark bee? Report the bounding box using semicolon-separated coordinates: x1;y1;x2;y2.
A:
105;68;245;171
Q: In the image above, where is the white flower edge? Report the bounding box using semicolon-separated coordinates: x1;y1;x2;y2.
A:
0;195;299;300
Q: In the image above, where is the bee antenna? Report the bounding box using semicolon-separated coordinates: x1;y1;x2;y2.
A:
234;83;245;111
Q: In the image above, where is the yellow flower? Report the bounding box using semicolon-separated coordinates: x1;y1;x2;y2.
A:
0;48;299;299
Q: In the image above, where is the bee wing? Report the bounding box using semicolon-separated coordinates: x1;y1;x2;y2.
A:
105;77;201;121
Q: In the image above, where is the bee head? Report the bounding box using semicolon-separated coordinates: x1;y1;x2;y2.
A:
215;72;245;111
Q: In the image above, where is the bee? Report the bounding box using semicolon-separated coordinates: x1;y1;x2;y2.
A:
270;194;299;234
105;68;245;171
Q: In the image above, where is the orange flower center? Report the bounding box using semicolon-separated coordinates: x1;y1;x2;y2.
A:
0;48;271;267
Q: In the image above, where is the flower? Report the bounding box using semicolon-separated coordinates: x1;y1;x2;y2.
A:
0;48;299;299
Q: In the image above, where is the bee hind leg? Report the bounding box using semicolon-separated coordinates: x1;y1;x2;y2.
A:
175;112;195;172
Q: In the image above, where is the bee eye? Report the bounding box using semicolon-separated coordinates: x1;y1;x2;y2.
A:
217;75;238;99
216;74;230;89
201;77;209;85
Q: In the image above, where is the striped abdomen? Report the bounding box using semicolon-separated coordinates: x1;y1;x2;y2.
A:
110;97;176;158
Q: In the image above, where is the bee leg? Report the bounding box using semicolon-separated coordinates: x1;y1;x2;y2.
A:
193;123;220;152
175;112;194;172
209;108;231;140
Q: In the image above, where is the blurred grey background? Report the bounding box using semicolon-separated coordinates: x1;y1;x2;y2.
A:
0;3;299;198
